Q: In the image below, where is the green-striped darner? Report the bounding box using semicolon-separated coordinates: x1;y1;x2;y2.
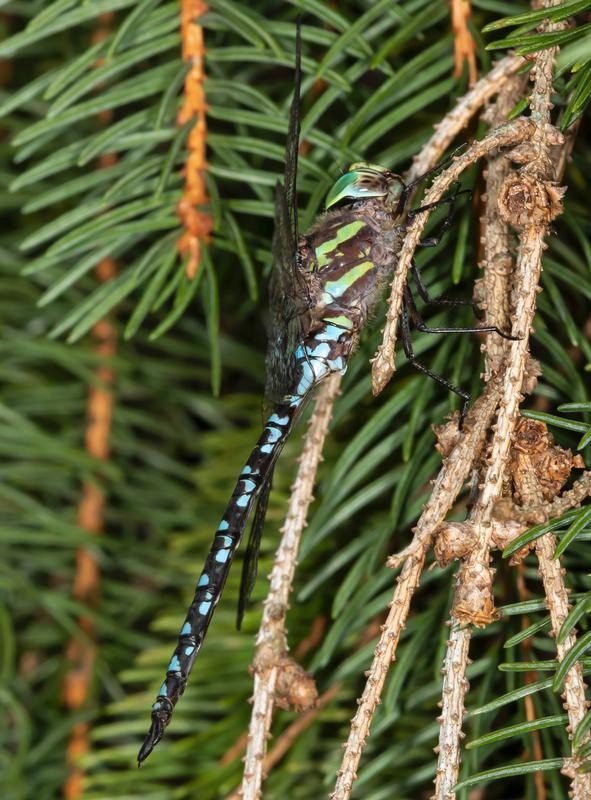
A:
138;23;512;764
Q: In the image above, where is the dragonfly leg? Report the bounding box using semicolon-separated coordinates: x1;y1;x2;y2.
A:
404;286;517;341
410;259;475;309
395;143;469;216
400;298;469;425
411;183;471;248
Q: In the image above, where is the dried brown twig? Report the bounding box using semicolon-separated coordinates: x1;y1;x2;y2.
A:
333;380;502;799
239;23;590;796
62;16;118;798
433;3;591;796
239;55;525;800
450;0;478;85
240;374;341;800
371;116;536;396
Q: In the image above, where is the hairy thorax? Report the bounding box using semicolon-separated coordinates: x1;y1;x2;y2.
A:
299;198;405;334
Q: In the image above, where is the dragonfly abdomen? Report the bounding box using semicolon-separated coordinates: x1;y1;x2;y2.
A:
138;322;352;764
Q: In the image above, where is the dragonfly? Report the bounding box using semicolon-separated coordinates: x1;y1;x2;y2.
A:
138;25;513;765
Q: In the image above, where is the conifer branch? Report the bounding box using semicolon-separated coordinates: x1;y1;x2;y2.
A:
62;16;118;796
177;0;212;278
435;2;585;795
333;378;502;799
450;0;478;85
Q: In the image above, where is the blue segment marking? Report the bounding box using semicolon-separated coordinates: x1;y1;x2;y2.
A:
269;413;289;426
199;600;212;614
215;549;230;563
158;683;167;696
218;520;229;531
236;494;249;508
315;324;344;343
328;356;345;371
181;622;192;635
260;444;274;454
197;574;209;587
168;655;181;673
309;341;331;357
265;426;282;443
240;479;256;493
185;645;195;656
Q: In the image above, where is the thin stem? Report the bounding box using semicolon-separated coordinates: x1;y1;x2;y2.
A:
240;373;341;800
372;117;535;396
407;55;523;184
433;624;471;800
332;379;502;800
177;0;212;278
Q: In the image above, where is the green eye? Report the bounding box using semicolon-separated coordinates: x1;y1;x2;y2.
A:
325;164;389;209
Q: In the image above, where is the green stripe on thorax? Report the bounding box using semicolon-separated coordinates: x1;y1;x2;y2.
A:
314;220;366;268
322;260;375;302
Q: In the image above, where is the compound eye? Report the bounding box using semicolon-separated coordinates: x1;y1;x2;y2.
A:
325;168;388;209
389;178;404;199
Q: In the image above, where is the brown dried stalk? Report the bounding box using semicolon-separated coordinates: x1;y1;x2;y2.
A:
450;0;478;85
177;0;212;278
435;73;539;800
537;534;591;793
479;71;528;379
240;373;341;800
332;380;502;799
372;116;535;396
434;624;471;797
63;294;117;800
434;4;586;795
226;683;341;800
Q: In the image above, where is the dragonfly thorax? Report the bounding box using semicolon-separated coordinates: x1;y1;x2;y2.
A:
325;162;405;212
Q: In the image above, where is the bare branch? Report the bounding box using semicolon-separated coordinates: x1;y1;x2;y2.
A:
433;624;471;800
479;72;528;379
331;548;428;800
372;117;536;396
536;533;591;796
434;2;579;795
240;373;341;800
332;379;502;800
408;55;523;183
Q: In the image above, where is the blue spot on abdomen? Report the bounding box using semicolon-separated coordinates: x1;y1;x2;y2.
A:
168;655;181;673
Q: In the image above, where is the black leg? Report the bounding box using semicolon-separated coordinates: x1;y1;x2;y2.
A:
411;185;471;249
410;260;475;309
404;286;517;341
400;300;470;426
395;143;469;217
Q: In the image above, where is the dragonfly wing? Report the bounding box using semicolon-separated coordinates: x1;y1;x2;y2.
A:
265;22;309;405
237;24;308;619
236;472;273;630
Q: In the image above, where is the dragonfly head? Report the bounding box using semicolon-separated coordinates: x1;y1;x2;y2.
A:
325;163;405;211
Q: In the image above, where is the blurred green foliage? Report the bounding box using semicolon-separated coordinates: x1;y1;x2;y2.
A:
1;1;591;798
